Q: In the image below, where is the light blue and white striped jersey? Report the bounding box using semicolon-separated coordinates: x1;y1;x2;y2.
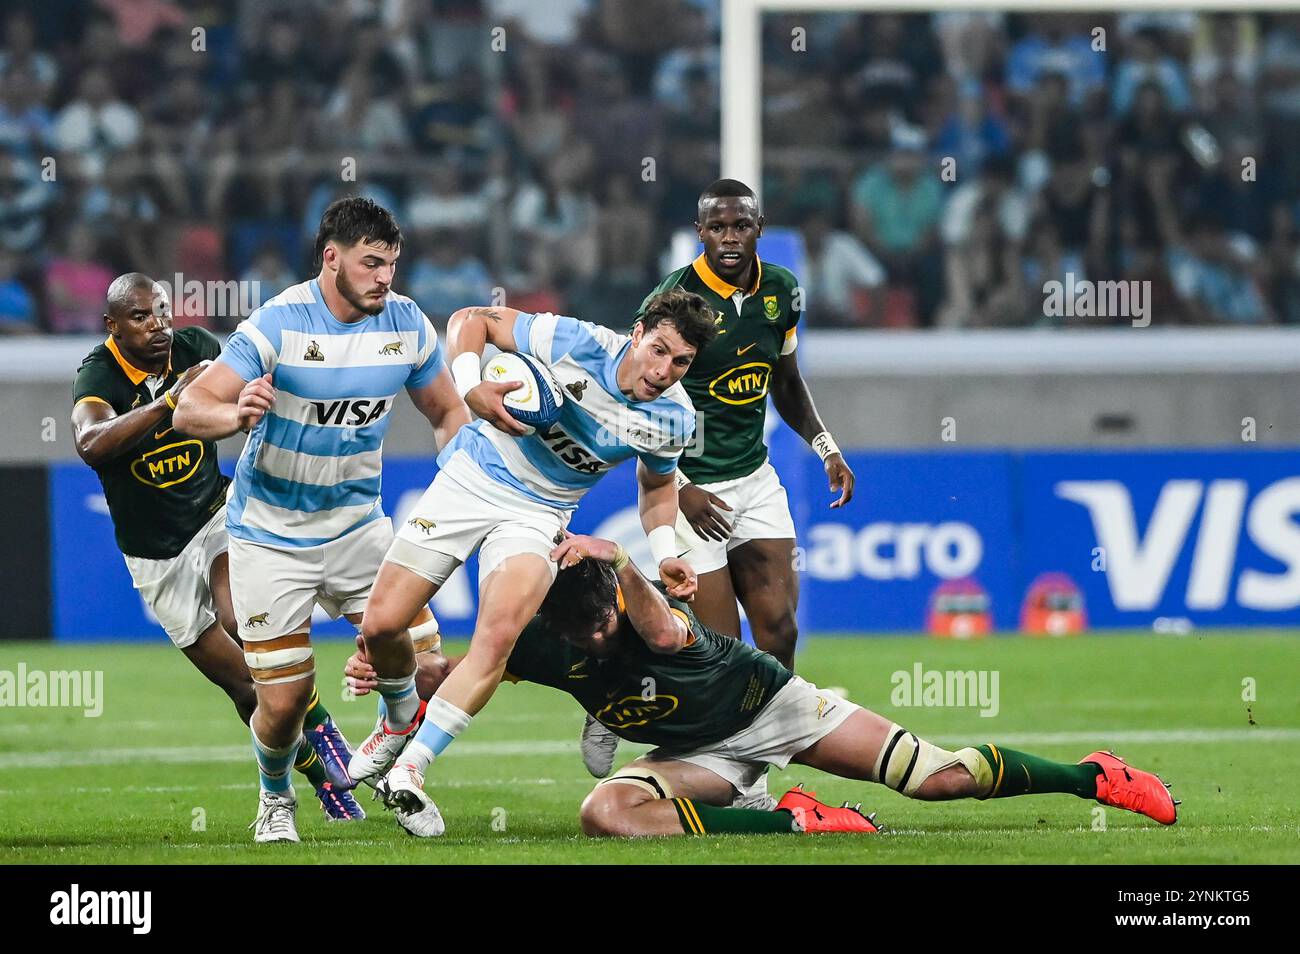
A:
217;279;444;547
438;312;695;510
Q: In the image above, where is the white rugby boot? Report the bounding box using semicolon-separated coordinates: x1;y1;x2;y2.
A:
349;700;426;783
377;762;445;838
250;787;300;843
580;714;619;778
731;771;777;812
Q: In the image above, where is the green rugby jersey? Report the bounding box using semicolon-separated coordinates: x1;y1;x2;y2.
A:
72;327;229;559
504;586;793;752
638;254;801;484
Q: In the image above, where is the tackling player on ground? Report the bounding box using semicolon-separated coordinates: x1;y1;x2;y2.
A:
353;289;715;836
174;198;469;843
72;273;362;822
347;533;1179;837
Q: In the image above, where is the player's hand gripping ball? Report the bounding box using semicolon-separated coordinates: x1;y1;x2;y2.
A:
482;352;564;435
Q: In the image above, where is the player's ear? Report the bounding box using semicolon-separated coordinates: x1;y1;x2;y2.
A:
756;214;765;236
103;313;117;337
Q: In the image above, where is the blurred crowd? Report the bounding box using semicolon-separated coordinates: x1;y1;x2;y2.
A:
765;10;1300;328
1;2;1297;334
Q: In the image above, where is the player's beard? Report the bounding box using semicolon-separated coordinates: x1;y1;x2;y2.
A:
334;267;387;316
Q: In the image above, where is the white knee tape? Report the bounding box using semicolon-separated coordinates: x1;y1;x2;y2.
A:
874;724;968;797
408;618;441;655
244;642;315;684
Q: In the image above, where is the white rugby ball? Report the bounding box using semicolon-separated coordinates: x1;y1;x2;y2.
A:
482;351;564;433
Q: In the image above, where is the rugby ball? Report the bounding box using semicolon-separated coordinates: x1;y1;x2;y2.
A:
482;351;564;433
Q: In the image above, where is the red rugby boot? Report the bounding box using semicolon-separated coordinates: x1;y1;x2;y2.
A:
776;784;882;833
1081;750;1178;825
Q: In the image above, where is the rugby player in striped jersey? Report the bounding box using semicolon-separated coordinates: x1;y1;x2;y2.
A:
175;198;470;843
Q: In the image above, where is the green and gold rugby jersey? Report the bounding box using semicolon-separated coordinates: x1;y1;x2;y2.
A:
503;585;793;752
72;327;229;559
638;254;801;484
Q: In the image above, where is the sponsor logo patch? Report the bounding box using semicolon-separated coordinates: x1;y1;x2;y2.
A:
707;362;771;406
130;439;205;488
596;694;680;729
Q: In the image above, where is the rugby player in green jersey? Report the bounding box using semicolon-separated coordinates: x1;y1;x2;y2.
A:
71;273;365;820
636;179;854;672
344;533;1178;837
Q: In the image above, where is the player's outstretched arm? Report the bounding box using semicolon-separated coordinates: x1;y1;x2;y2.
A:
771;350;855;508
173;362;275;440
72;363;206;467
551;532;688;654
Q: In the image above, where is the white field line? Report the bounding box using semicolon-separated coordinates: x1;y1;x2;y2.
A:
0;728;1296;771
0;777;575;797
0;712;576;733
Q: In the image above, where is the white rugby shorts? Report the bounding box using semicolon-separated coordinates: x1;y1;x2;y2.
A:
607;676;859;803
123;504;229;649
675;460;797;574
385;452;570;588
226;514;393;640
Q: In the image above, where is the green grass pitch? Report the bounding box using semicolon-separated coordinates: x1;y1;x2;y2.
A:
2;632;1298;864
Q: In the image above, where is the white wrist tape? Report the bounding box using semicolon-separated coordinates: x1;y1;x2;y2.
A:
674;470;689;491
647;524;677;566
451;352;482;399
811;430;841;462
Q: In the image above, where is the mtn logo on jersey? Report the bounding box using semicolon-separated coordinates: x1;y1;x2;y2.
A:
597;693;680;729
304;340;325;361
310;398;389;427
708;362;772;406
130;440;205;489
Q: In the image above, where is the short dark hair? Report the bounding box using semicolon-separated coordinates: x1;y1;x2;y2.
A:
638;287;717;354
313;196;402;269
698;178;757;207
539;558;619;638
